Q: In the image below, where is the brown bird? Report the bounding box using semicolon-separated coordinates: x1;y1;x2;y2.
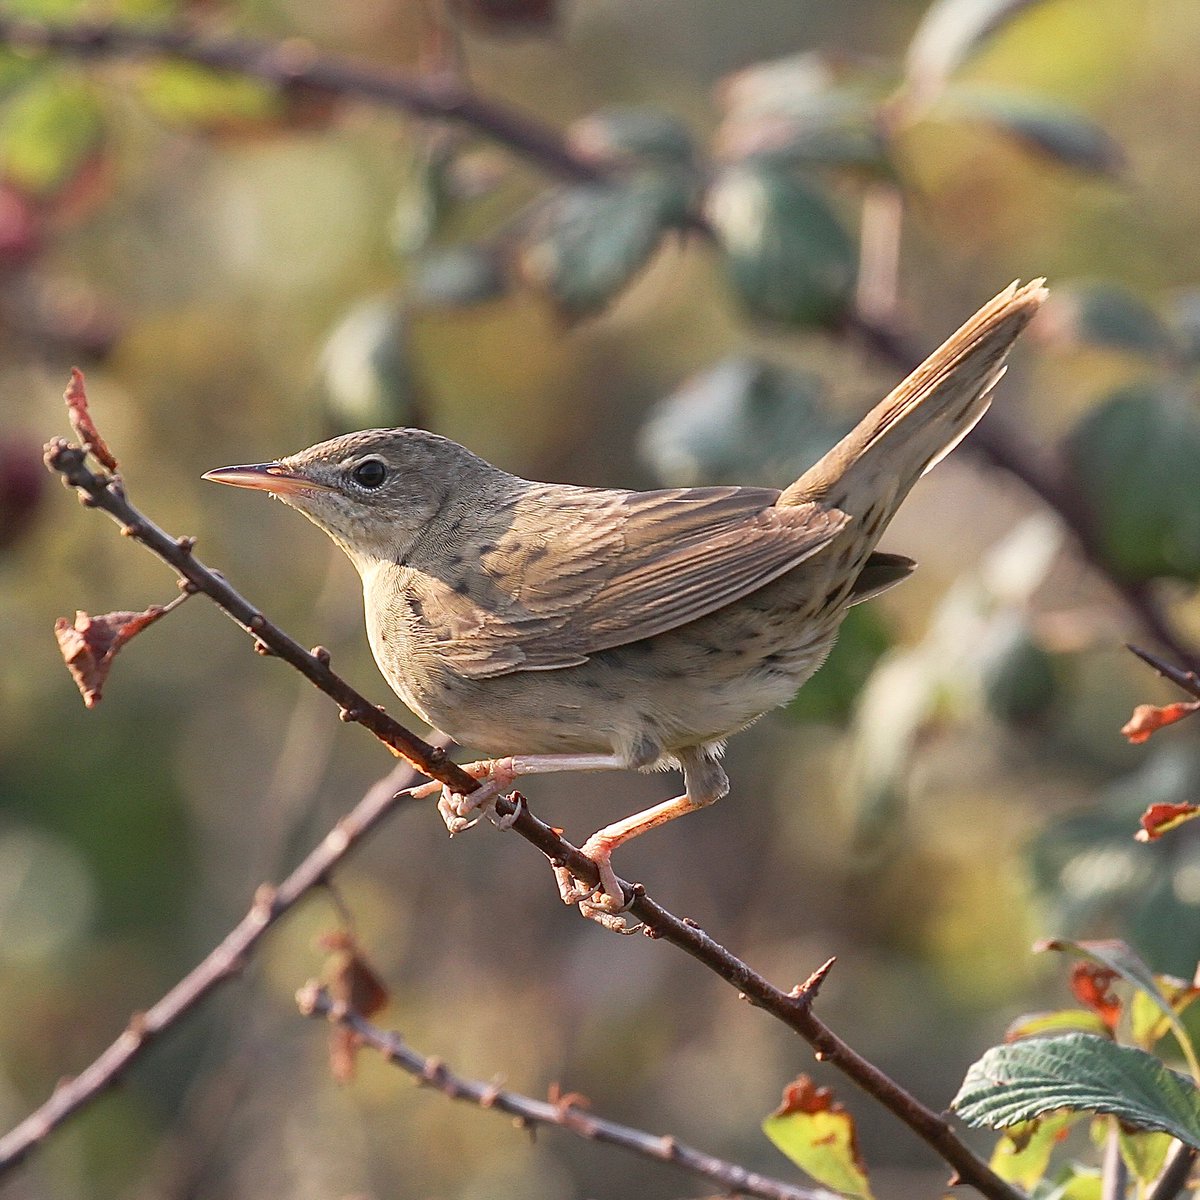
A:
205;279;1046;928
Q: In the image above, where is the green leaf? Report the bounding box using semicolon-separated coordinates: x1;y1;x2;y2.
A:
978;613;1058;725
989;1113;1077;1188
1117;1128;1173;1184
516;176;682;319
317;297;419;433
936;87;1123;175
1045;283;1173;356
954;1034;1200;1147
906;0;1049;91
706;164;856;327
1035;938;1174;1024
568;107;696;168
0;72;105;196
1131;978;1200;1052
637;356;846;488
1066;383;1200;582
409;246;508;308
763;1078;874;1199
136;62;280;129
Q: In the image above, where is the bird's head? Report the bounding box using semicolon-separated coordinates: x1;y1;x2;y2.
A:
203;428;502;569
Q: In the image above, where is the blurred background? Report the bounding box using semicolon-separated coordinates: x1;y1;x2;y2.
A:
3;0;1200;1196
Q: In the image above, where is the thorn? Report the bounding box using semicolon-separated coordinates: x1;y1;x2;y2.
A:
119;523;141;537
175;535;197;554
311;645;331;665
253;638;273;656
682;917;699;928
1127;643;1200;699
791;956;837;1006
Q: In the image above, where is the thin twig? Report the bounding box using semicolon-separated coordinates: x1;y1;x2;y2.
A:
0;17;602;184
28;436;1026;1200
297;984;831;1200
1127;643;1200;700
0;757;435;1171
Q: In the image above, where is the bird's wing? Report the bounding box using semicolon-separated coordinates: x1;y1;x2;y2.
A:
418;484;849;678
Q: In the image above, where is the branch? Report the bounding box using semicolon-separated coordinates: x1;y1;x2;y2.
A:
297;984;832;1200
31;436;1024;1200
0;16;603;184
1147;1143;1197;1200
0;757;436;1171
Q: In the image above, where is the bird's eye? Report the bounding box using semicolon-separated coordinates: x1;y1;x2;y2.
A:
352;459;387;489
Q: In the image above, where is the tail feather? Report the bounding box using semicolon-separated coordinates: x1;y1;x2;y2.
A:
778;279;1047;515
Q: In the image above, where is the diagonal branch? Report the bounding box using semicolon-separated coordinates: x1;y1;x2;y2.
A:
0;16;603;184
297;983;832;1200
0;758;433;1171
32;434;1025;1200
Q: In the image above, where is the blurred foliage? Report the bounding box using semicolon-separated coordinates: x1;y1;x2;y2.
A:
3;0;1200;1198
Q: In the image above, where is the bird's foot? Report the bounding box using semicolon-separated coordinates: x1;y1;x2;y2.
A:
436;757;518;835
553;835;641;934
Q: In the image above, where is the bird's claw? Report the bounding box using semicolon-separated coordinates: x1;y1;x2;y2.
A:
436;758;518;836
553;839;641;933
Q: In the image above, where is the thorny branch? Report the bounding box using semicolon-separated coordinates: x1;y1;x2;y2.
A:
24;434;1025;1200
297;983;833;1200
0;758;433;1171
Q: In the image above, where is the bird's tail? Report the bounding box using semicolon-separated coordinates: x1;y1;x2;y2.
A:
778;279;1047;519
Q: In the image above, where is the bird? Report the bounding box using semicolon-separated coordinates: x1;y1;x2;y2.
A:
205;279;1046;929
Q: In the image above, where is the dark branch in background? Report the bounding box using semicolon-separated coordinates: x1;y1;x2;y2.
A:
0;16;602;185
3;15;1190;668
28;436;1024;1200
0;758;434;1171
297;984;830;1200
1146;1143;1198;1200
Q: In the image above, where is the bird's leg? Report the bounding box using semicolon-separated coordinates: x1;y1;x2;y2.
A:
437;753;627;834
556;749;730;923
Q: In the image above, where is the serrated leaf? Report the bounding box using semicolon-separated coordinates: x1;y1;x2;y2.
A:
706;164;856;327
1045;283;1173;356
1006;1010;1112;1042
906;0;1048;92
1066;384;1200;582
763;1077;873;1199
0;73;105;196
937;87;1123;175
516;176;682;319
568;107;696;168
637;355;846;488
989;1113;1077;1188
953;1034;1200;1147
136;62;281;129
317;297;419;433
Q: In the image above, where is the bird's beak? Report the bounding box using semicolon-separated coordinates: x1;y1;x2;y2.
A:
202;463;334;495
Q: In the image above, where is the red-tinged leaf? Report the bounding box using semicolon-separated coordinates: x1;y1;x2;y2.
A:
1122;702;1200;744
54;605;174;707
763;1076;874;1199
1069;963;1121;1033
1135;802;1200;842
320;929;389;1084
1006;1009;1112;1042
63;368;117;471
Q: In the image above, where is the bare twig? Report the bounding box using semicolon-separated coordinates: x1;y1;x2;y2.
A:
35;436;1024;1200
0;757;435;1171
297;984;831;1200
0;17;602;185
1127;643;1200;700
